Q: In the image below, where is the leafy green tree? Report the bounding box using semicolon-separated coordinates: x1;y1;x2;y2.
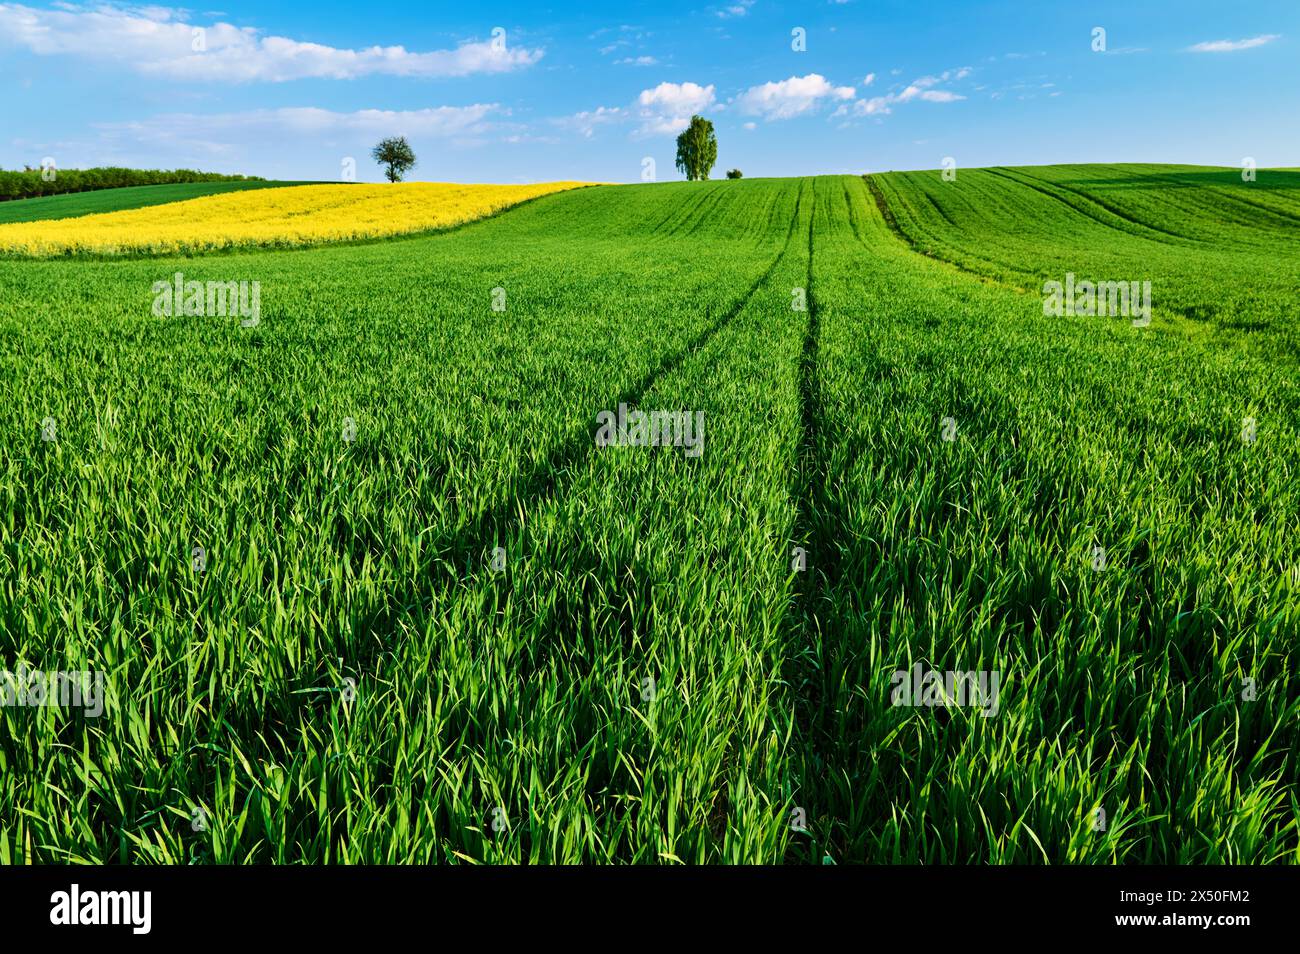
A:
372;136;417;183
726;169;743;179
675;116;718;181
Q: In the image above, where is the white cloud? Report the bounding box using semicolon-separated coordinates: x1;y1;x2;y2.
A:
552;106;626;138
862;72;875;85
836;66;970;118
1186;34;1280;53
635;81;715;135
743;121;756;130
557;80;715;139
0;2;544;81
909;67;972;89
735;73;855;120
615;55;658;66
914;89;963;102
717;0;755;18
843;96;893;116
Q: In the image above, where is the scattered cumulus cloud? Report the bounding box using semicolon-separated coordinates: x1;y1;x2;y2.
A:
735;73;855;120
716;0;755;18
635;80;716;135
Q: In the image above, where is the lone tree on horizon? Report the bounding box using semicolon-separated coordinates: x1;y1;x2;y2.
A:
372;136;417;182
675;115;717;181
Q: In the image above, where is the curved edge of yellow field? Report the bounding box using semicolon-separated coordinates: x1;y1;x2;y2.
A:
0;181;596;257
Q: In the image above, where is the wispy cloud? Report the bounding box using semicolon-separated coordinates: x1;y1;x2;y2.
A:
101;105;503;142
79;104;506;171
0;2;544;81
910;89;962;102
1186;34;1280;53
552;106;627;138
836;66;970;118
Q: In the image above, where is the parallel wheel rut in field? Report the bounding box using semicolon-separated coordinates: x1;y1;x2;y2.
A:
785;179;841;863
223;183;814;764
437;181;809;575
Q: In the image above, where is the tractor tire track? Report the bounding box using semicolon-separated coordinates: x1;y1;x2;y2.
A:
434;180;808;575
785;178;842;863
223;182;812;769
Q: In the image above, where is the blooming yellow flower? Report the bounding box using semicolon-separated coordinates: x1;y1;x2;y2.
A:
0;181;592;256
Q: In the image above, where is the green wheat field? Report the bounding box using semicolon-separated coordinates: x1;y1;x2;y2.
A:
1;165;1297;863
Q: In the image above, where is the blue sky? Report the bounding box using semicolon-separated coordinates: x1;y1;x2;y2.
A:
1;1;1296;182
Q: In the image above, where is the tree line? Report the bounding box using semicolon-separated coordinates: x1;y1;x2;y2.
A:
0;167;262;202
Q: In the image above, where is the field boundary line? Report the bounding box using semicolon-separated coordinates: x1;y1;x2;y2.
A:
0;185;602;262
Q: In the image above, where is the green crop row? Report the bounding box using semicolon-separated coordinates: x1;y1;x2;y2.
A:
0;168;1296;863
796;174;1298;863
871;164;1300;360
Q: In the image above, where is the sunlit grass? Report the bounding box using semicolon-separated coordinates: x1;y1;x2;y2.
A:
0;169;1296;863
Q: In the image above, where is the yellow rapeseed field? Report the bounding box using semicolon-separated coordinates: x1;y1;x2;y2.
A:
0;181;591;256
